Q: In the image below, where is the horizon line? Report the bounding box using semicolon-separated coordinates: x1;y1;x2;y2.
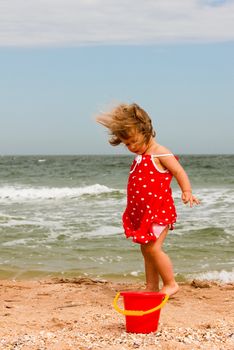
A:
1;153;233;157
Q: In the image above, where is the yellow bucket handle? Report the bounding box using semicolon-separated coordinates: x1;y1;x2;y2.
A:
113;292;169;316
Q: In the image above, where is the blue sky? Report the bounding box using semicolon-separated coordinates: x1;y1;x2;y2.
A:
0;0;234;155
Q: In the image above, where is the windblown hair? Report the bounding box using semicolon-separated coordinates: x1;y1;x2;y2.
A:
96;103;156;146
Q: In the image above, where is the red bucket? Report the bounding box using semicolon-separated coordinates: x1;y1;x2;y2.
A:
113;291;169;334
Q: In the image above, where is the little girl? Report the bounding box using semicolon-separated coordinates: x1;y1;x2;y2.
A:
96;103;200;296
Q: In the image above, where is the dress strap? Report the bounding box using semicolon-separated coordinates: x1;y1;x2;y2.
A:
152;153;173;157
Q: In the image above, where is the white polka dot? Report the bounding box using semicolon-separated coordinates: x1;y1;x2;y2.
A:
141;198;144;201
155;214;158;217
154;194;157;197
159;222;163;225
133;183;136;186
144;163;148;166
151;179;155;182
165;218;169;221
165;177;169;180
141;235;145;239
143;184;147;188
139;170;142;173
162;210;166;213
141;210;144;213
133;208;136;211
151;216;154;219
146;205;150;208
149;210;152;214
145;240;149;244
150;171;154;174
159;196;162;199
146;219;149;222
139;178;142;181
148;192;152;195
169;206;172;209
165;189;168;192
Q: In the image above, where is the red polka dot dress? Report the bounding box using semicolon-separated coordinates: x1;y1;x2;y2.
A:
122;154;177;244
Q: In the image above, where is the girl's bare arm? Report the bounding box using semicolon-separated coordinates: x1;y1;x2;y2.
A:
156;147;200;207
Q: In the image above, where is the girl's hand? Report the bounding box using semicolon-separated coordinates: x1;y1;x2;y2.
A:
182;191;200;207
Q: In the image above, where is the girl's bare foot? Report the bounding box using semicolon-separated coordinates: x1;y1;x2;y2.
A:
160;282;179;297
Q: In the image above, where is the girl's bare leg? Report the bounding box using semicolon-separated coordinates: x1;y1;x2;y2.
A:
141;247;160;291
141;227;179;296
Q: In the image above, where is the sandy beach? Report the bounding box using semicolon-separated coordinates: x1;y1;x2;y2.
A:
0;278;233;350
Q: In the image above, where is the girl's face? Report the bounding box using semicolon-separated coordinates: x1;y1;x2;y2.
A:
122;133;149;155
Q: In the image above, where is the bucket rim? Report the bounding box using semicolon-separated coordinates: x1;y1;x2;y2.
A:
120;291;166;298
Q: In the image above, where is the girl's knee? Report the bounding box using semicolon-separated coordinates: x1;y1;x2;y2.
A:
141;241;162;256
141;241;153;254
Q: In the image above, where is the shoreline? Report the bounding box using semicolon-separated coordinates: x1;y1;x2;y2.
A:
1;267;233;284
0;278;233;350
1;275;233;290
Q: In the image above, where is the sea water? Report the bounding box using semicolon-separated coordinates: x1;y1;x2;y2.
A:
0;155;233;282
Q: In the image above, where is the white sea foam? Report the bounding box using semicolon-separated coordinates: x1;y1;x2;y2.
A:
130;271;142;277
173;187;234;235
2;238;33;247
174;187;234;204
0;184;119;201
87;226;119;237
192;270;234;283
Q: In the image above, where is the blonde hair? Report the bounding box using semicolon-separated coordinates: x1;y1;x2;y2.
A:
96;103;156;146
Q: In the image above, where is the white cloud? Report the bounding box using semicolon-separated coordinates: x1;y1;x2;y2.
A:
0;0;234;47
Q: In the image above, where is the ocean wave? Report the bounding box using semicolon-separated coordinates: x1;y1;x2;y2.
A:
191;270;234;283
84;226;121;238
1;238;34;247
0;184;122;201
